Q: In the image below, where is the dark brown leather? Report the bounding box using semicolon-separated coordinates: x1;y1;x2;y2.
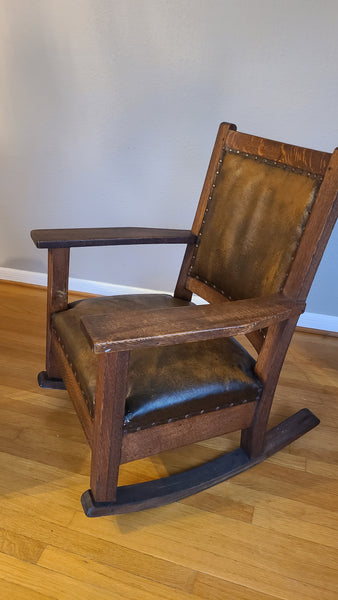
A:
190;150;321;300
52;294;262;432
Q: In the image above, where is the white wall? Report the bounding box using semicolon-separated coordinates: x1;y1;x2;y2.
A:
0;0;337;315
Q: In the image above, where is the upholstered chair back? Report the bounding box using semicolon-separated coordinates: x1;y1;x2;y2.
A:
188;148;322;301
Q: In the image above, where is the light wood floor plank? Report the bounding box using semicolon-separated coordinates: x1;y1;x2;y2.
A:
0;502;198;595
0;280;337;600
0;551;130;600
0;577;53;600
38;546;202;600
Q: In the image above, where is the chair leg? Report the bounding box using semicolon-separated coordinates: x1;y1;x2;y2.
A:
38;248;69;389
90;351;129;503
38;370;66;389
241;317;299;458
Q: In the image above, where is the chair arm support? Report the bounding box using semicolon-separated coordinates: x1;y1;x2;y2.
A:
31;227;196;249
80;294;305;353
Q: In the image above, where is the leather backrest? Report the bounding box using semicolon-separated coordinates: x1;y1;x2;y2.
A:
188;148;323;301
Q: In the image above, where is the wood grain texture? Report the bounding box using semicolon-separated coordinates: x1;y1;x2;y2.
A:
186;276;227;303
90;351;129;502
174;122;236;302
190;122;237;236
284;148;338;300
80;294;304;352
241;317;299;457
173;241;196;301
45;248;69;378
225;129;331;175
186;277;265;351
51;330;94;446
120;402;256;464
0;281;338;599
31;227;196;248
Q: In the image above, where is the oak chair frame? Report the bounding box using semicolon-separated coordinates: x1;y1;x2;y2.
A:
31;123;338;516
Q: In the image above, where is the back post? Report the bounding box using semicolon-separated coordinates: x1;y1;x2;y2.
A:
174;122;237;301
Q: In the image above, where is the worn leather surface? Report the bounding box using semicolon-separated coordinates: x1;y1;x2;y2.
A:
190;151;320;300
52;294;262;431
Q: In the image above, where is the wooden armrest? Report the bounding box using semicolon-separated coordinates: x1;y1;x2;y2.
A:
31;227;196;249
81;294;305;353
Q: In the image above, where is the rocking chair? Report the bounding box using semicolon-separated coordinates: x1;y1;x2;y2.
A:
31;122;338;516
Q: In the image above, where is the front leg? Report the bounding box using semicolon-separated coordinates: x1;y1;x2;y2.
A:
241;317;299;457
90;350;130;503
38;247;69;388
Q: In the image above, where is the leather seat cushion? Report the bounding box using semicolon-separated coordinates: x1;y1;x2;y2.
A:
52;294;263;432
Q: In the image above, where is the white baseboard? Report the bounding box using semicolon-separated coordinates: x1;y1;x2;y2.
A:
297;312;338;333
1;267;337;333
0;267;162;297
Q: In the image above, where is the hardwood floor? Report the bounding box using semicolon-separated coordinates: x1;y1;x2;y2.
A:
0;279;337;599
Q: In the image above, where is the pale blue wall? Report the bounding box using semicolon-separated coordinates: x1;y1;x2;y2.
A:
0;0;337;315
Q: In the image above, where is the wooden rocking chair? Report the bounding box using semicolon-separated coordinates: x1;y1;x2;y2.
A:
31;123;338;516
